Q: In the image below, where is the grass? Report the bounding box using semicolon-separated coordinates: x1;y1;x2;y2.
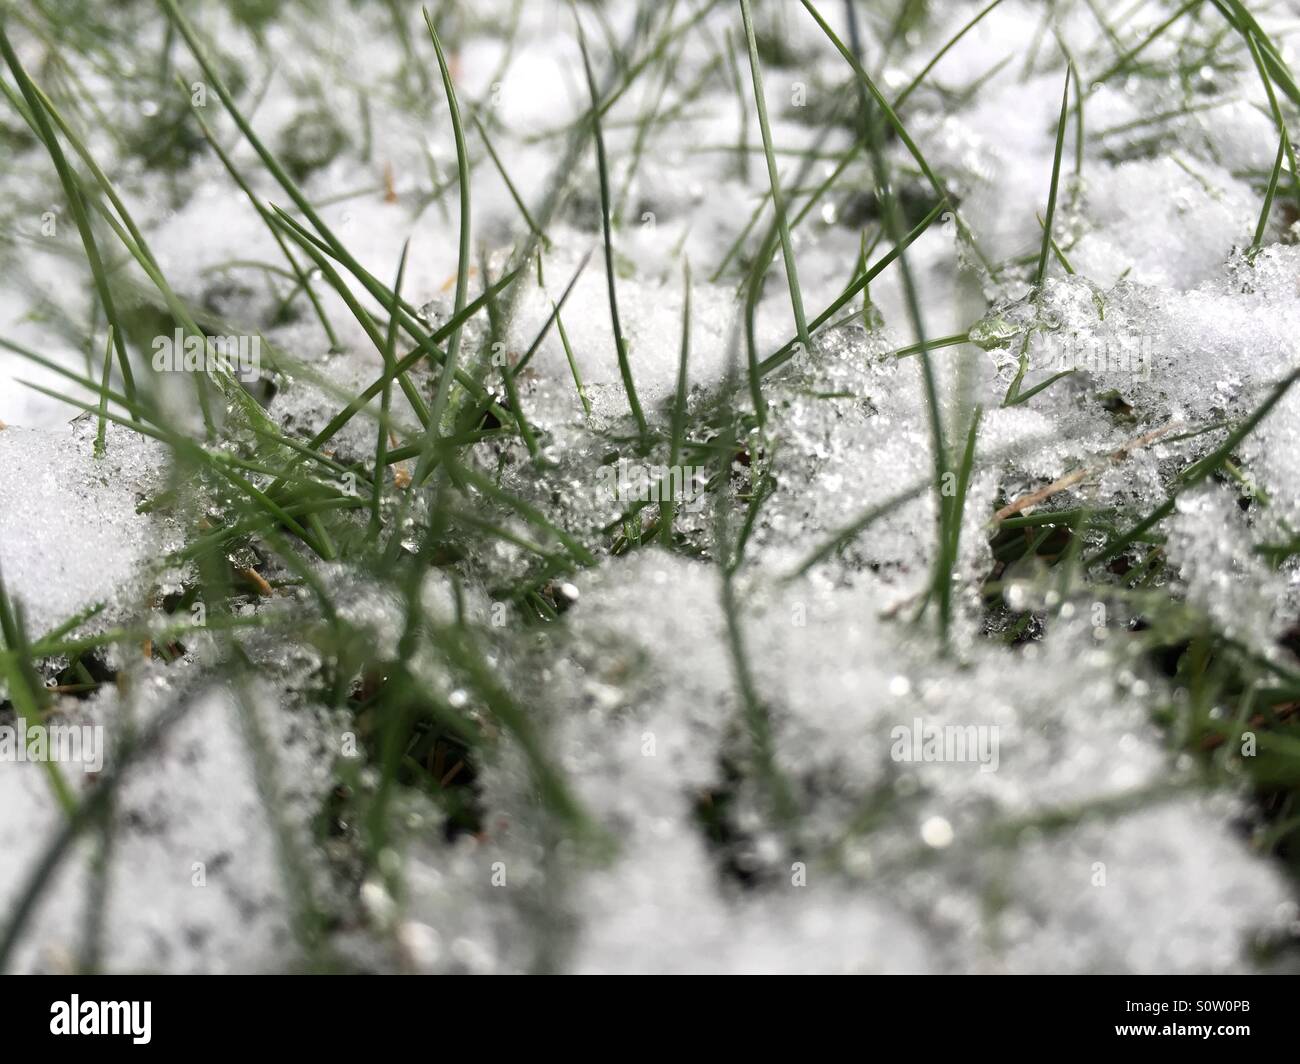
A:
1033;68;1073;292
576;4;648;444
1;0;1300;972
738;0;810;425
422;9;471;448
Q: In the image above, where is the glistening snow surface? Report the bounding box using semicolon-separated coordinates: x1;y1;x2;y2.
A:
1;0;1299;972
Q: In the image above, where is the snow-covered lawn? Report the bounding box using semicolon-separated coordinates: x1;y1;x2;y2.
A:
1;0;1299;973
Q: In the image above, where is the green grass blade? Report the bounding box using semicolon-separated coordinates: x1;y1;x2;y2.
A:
0;25;135;399
894;0;1006;108
1250;126;1289;255
575;6;648;442
93;324;113;458
0;565;76;816
423;8;473;440
739;0;810;424
1035;66;1072;290
372;241;410;536
660;261;692;544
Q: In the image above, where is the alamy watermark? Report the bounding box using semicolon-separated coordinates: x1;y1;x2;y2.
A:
1040;331;1153;378
151;328;261;382
890;718;1000;773
0;720;104;773
596;457;709;513
50;996;151;1044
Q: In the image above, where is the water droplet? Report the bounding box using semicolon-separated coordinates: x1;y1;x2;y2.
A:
921;816;954;849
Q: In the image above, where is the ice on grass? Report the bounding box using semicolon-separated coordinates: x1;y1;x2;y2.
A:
0;674;344;974
1166;484;1297;664
0;422;177;641
2;0;1299;975
377;551;1291;973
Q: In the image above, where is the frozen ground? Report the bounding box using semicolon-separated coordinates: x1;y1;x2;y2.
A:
1;0;1300;973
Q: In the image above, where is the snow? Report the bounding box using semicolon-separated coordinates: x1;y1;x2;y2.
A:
1;0;1298;973
0;422;178;639
0;676;344;973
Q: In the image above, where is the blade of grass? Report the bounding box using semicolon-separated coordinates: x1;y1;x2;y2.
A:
894;0;1006;109
0;565;76;815
1034;66;1073;291
575;6;648;443
183;83;341;351
758;200;945;377
93;324;112;458
739;0;810;425
424;8;472;441
479;250;539;460
372;241;410;536
798;0;999;280
837;0;953;642
660;261;692;544
554;309;590;417
1241;32;1300;217
0;25;134;400
1092;0;1204;86
471;112;546;246
1250;125;1289;256
1087;368;1300;566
